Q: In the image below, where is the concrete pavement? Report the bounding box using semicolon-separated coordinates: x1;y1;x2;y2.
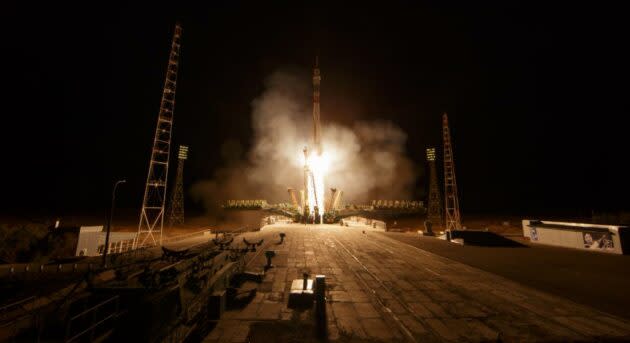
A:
383;231;630;320
203;224;630;342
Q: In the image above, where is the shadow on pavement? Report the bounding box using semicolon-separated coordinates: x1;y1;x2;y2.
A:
451;230;527;247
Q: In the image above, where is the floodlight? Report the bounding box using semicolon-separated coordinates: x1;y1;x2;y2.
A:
178;145;189;160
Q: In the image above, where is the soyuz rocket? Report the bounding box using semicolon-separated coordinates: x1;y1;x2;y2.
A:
312;56;322;156
303;56;322;165
302;57;323;219
302;57;342;217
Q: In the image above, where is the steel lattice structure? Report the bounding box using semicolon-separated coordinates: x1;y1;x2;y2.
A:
426;147;443;224
136;23;182;247
442;113;462;231
168;145;188;227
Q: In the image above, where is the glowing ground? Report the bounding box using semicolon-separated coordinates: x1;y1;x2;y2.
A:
202;224;630;342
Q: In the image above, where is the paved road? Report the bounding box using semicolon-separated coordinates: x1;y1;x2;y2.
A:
382;231;630;320
203;224;630;342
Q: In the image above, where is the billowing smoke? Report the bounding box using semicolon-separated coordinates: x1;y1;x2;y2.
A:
190;70;416;220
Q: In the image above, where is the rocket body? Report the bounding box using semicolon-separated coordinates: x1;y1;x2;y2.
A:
302;57;325;223
312;57;322;155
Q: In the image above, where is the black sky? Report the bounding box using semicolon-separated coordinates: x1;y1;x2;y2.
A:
1;1;628;218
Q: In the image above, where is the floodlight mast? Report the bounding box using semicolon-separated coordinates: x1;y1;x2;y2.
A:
426;148;442;225
168;145;188;227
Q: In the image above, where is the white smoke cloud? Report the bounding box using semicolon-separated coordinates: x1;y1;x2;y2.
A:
190;69;417;215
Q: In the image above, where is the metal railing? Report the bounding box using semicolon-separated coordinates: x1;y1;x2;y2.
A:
0;296;41;342
161;227;213;245
0;262;101;279
0;296;36;320
65;295;120;343
1;227;222;278
134;227;213;249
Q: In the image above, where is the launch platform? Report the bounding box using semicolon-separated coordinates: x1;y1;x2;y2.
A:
203;223;630;342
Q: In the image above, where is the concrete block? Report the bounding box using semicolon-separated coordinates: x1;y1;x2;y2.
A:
288;278;314;308
208;290;226;320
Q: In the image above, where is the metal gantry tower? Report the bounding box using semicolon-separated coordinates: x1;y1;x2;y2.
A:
442;113;462;231
136;23;182;247
426;147;443;224
168;145;188;227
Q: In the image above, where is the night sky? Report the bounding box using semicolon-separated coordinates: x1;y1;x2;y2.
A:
2;2;627;219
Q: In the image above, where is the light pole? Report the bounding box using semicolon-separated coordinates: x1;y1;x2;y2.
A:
103;179;126;267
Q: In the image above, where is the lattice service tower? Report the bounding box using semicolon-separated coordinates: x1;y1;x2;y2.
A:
168;145;188;227
426;147;443;224
136;23;182;247
442;113;462;231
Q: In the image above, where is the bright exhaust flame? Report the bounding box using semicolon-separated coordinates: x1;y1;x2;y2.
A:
303;150;330;223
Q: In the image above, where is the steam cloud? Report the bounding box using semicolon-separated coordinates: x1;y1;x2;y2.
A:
190;70;416;218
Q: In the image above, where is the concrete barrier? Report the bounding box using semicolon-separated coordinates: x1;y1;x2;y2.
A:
522;219;629;254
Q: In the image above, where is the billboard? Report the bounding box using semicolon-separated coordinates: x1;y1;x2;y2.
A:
530;227;539;241
582;231;614;250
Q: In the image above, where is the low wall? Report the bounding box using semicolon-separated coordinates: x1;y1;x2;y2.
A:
522;219;628;254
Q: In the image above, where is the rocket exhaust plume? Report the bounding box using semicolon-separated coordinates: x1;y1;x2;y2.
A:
190;67;417;225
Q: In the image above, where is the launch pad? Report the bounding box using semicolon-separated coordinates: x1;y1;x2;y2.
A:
4;222;630;342
6;17;630;343
223;199;426;225
203;224;630;342
223;58;428;226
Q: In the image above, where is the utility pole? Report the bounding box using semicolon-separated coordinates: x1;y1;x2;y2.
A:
103;179;126;267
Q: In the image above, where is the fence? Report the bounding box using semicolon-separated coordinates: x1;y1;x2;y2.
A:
65;296;120;342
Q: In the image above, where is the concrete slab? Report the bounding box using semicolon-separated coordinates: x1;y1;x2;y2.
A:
203;224;630;342
353;302;380;318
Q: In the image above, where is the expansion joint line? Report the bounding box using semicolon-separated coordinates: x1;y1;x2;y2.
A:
330;236;418;343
